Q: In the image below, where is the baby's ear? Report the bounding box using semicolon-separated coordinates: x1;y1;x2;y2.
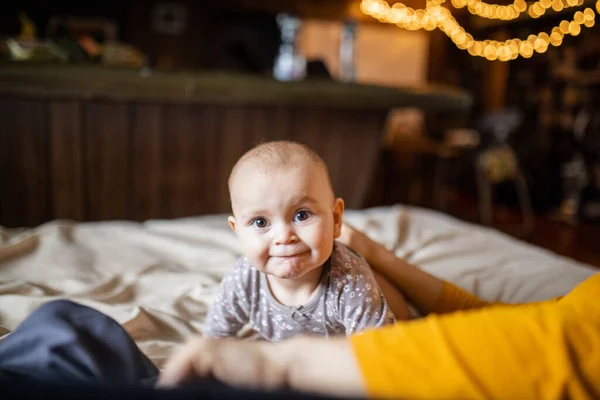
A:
332;198;345;239
228;216;238;233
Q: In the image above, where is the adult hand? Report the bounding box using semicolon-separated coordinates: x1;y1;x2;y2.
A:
157;336;365;398
157;337;285;390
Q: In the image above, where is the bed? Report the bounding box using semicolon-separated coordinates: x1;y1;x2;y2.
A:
0;205;596;368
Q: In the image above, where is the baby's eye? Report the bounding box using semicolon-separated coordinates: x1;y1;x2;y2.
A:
251;218;269;229
294;210;312;222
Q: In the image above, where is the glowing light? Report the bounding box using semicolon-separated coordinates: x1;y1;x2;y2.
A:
569;21;582;35
360;0;599;61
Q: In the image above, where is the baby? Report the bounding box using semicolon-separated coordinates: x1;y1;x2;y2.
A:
204;141;399;341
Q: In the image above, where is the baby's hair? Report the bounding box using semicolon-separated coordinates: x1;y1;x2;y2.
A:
228;141;331;191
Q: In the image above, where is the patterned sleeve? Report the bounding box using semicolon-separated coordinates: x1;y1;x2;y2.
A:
203;258;252;338
333;244;396;335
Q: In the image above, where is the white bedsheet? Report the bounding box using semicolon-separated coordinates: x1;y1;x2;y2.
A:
0;205;596;367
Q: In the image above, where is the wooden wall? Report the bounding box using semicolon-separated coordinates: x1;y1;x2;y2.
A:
0;97;386;227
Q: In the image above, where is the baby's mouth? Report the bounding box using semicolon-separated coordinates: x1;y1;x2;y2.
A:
270;250;309;258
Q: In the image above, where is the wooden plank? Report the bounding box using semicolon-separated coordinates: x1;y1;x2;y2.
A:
289;106;323;156
131;104;163;221
49;101;84;221
0;64;473;113
267;106;292;142
197;106;219;214
0;99;50;227
248;106;269;147
247;105;291;145
321;109;346;203
0;98;6;226
83;101;130;221
338;110;385;208
217;106;250;214
162;104;203;218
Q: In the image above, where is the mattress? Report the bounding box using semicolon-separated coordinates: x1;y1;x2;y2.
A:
0;205;596;367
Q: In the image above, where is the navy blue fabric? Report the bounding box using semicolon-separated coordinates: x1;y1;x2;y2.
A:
0;376;341;400
0;300;158;383
0;300;356;399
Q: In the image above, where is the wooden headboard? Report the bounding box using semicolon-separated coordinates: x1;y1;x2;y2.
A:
0;65;471;227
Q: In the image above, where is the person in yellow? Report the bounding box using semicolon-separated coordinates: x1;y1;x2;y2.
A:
158;223;600;399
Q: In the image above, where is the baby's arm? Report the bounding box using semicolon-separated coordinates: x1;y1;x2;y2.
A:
203;260;251;338
337;270;396;335
333;247;398;335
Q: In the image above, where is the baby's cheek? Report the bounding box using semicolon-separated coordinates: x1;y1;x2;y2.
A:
318;240;334;261
310;223;334;260
247;244;267;259
245;252;266;271
320;218;335;241
240;237;267;265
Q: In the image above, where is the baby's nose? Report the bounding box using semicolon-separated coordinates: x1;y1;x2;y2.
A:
274;226;298;245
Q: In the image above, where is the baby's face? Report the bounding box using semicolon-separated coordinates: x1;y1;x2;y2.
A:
228;163;343;280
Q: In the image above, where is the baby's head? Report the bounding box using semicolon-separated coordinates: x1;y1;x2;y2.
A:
228;141;344;280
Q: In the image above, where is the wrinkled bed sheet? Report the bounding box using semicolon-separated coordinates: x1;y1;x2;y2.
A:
0;205;595;367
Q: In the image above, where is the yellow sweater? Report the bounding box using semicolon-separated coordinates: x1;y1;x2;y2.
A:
351;273;600;399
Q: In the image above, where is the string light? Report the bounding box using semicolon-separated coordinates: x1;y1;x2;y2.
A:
452;0;524;21
396;0;584;21
360;0;598;61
